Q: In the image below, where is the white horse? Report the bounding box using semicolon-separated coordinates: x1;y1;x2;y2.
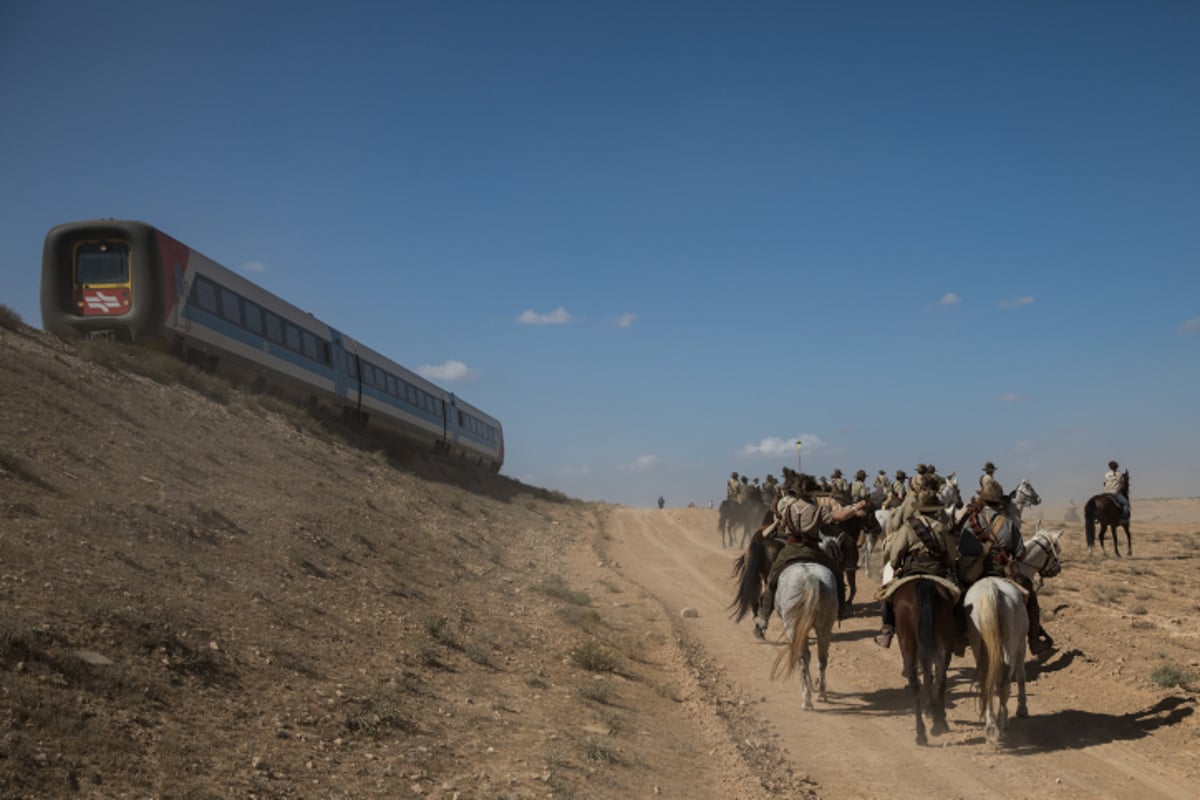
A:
1010;478;1041;522
769;562;839;710
964;577;1029;745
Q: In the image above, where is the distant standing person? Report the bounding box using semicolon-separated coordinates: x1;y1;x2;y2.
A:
657;496;665;510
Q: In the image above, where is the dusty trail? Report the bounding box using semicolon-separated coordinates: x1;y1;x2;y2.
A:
602;507;1198;800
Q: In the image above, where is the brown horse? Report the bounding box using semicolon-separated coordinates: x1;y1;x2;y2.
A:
1084;470;1131;556
889;578;959;745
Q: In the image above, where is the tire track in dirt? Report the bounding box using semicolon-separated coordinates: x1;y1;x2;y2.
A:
603;507;1199;800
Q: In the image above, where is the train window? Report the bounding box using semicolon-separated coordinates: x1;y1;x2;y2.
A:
265;312;283;344
365;364;377;388
75;241;129;285
385;374;396;396
346;353;358;379
301;330;318;361
321;341;331;365
285;323;301;352
244;301;263;334
406;384;416;406
220;288;241;325
194;277;219;314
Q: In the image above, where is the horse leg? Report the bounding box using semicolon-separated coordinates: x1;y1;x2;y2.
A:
844;569;857;606
930;650;951;736
800;640;815;711
817;627;831;703
1124;522;1133;557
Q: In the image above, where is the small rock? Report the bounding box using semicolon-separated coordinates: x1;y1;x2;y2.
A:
681;608;699;618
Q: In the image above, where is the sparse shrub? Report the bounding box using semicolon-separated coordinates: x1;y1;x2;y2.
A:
578;681;615;705
0;304;23;331
569;640;620;673
464;644;495;668
535;576;592;606
1149;664;1198;691
582;736;622;764
345;697;418;737
1130;604;1148;615
524;675;548;689
423;616;457;647
558;606;603;629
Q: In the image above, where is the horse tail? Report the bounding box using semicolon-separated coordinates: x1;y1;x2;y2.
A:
973;582;1005;717
1084;497;1097;548
770;573;819;680
916;579;938;679
729;530;768;622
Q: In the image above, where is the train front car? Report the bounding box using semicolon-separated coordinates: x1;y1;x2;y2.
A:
41;220;184;343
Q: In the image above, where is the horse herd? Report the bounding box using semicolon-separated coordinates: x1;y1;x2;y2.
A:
723;477;1083;746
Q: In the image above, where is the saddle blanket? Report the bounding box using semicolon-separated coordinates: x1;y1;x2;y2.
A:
876;573;962;604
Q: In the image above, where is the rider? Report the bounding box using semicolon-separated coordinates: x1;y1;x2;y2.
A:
957;481;1050;655
761;474;779;510
979;462;1000;497
756;474;869;634
726;472;740;502
874;488;957;648
829;469;849;498
1104;460;1130;521
885;469;908;509
850;469;869;502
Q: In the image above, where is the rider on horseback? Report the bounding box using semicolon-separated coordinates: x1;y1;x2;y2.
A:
727;472;740;501
1104;460;1131;521
757;474;868;634
874;489;956;648
957;481;1051;655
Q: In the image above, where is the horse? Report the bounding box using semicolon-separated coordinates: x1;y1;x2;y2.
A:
889;577;959;745
768;560;839;710
1014;527;1064;653
1084;470;1131;557
1011;478;1042;522
718;498;767;549
730;528;849;639
964;577;1029;745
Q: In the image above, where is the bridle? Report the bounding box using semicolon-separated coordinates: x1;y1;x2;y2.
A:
1014;479;1041;508
1020;532;1061;585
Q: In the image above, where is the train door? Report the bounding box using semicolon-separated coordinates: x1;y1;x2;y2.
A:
329;329;348;398
446;393;460;452
160;239;191;333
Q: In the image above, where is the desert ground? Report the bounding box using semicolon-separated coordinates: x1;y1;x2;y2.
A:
1;316;1197;799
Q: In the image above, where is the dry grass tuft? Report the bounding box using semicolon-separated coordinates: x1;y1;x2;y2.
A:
0;304;23;331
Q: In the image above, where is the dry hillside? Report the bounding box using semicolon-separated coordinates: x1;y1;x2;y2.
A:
0;317;800;799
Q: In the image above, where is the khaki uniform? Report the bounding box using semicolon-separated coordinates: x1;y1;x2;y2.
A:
726;478;740;501
850;479;868;502
884;511;956;580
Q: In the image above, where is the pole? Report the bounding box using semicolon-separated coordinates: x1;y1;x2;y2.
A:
796;440;802;472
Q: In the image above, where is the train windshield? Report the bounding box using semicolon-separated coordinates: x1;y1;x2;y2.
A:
75;242;130;285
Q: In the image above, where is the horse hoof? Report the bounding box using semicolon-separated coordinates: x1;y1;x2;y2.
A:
1016;706;1029;719
753;625;766;641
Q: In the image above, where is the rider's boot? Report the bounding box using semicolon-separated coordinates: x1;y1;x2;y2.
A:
875;624;894;648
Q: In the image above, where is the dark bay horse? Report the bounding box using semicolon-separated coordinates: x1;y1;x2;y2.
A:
889;578;959;745
718;499;768;548
1084;470;1131;557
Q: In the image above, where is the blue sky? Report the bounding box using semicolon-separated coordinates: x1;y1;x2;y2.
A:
4;2;1198;510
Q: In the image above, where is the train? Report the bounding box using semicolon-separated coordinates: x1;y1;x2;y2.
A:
40;219;504;471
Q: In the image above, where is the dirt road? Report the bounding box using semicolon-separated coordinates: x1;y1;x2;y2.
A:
601;506;1199;800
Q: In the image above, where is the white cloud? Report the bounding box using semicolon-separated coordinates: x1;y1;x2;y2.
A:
516;306;572;325
999;392;1025;404
239;260;269;273
737;434;830;459
619;454;660;472
613;313;636;329
1178;317;1200;333
999;296;1034;308
417;360;475;382
937;292;961;306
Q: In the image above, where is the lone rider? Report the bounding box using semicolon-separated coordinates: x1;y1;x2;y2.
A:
875;488;957;648
755;474;868;636
957;481;1050;655
1104;460;1130;521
